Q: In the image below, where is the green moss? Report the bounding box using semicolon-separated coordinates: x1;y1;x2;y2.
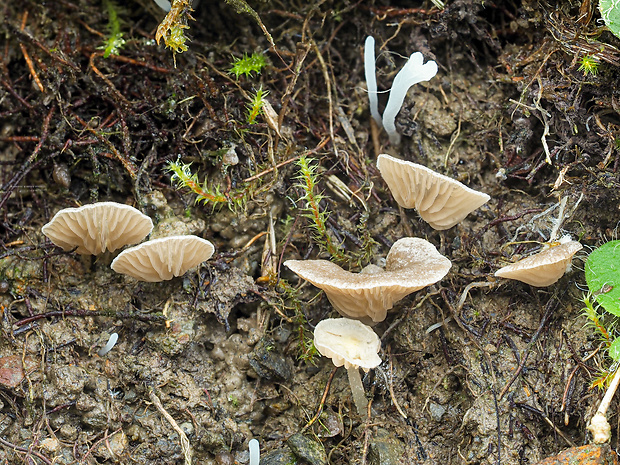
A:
230;52;267;79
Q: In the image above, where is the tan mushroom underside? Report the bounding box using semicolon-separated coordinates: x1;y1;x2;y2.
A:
314;318;381;371
495;240;583;287
42;202;153;255
111;235;215;282
285;237;451;323
377;154;490;230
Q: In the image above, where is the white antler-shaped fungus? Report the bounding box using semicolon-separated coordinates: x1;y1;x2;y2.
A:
364;36;438;145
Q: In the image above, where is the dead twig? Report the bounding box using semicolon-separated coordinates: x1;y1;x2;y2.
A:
18;12;44;92
301;366;338;432
149;387;193;465
0;436;52;465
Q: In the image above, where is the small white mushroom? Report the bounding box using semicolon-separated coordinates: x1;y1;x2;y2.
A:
42;202;153;255
377;154;490;230
495;240;583;287
314;318;381;416
111;235;214;282
285;237;451;323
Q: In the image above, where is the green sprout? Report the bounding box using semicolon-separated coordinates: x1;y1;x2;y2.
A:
578;55;600;76
276;278;320;366
101;0;125;58
166;160;247;210
294;155;345;261
246;87;268;124
230;52;267;79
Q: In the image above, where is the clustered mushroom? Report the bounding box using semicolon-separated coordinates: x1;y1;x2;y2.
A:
41;201;217;356
282;48;585;419
285;238;451;416
42;201;215;282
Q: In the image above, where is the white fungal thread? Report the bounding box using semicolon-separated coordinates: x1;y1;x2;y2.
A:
98;332;119;356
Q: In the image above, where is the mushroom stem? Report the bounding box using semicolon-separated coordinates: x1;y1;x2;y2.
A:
587;366;620;443
347;367;368;416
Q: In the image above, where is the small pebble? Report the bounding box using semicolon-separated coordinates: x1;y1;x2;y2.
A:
52;163;71;188
215;450;235;465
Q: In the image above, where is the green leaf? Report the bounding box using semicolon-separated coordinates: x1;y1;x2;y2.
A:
585;240;620;316
600;0;620;39
610;338;620;361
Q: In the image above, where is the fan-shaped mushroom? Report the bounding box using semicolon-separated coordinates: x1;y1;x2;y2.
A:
495;240;582;287
41;202;153;255
111;235;215;282
285;237;451;323
314;318;381;415
376;154;490;230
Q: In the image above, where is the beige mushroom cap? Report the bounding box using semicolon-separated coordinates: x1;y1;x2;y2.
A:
285;237;451;323
494;240;583;287
377;154;490;230
111;235;215;282
314;318;381;371
42;202;153;255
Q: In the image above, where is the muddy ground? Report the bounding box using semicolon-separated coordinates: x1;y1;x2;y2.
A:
1;0;620;464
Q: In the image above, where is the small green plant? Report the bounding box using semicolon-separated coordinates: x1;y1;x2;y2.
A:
294;155;346;261
276;278;320;365
156;0;194;60
230;52;267;79
101;0;125;58
167;160;247;210
578;55;600;76
246;87;268;124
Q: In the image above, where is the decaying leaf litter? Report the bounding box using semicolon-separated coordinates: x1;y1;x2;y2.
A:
1;0;620;463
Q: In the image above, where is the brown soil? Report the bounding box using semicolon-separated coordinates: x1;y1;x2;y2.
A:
1;0;620;464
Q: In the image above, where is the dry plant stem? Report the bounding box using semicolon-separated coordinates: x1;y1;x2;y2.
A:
312;40;338;160
347;367;368;416
588;367;620;443
149;388;192;465
302;366;337;432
